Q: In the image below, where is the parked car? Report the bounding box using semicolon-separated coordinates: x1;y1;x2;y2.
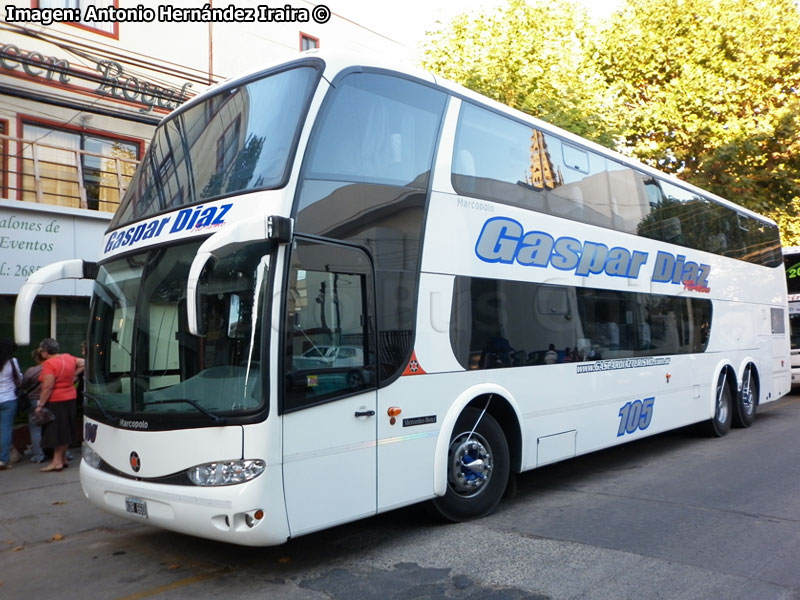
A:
290;345;372;394
297;345;364;368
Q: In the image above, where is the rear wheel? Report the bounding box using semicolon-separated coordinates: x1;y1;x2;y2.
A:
432;407;510;522
706;370;733;437
733;365;758;428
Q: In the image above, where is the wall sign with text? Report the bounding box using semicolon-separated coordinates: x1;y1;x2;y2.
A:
0;201;109;296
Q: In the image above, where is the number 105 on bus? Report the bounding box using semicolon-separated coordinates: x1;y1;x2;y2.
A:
618;397;656;437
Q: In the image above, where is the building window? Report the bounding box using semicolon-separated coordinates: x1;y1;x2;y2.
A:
34;0;119;38
300;33;319;51
216;116;242;174
21;121;140;211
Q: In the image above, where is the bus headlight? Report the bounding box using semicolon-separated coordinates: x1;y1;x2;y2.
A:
187;459;266;486
82;442;102;469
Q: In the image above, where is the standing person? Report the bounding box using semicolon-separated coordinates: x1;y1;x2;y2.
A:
0;339;23;470
19;348;46;463
34;338;84;473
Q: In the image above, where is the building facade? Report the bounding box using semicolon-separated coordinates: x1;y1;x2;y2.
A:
1;0;410;361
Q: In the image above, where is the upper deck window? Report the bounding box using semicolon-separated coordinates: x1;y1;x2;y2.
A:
452;102;781;268
111;64;319;229
302;72;445;192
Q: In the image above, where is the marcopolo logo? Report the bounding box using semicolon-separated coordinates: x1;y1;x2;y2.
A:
104;202;232;253
474;216;711;290
119;419;149;430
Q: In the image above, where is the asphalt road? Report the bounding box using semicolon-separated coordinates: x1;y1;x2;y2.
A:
2;393;799;600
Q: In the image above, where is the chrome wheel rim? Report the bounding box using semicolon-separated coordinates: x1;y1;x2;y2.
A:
716;386;729;423
448;432;493;498
741;372;756;415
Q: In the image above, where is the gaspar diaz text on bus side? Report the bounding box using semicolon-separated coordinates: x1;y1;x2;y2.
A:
475;216;712;290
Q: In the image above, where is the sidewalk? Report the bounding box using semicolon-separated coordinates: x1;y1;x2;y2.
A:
0;448;134;549
0;448;156;600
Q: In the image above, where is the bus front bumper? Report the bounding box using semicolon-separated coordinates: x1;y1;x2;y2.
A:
79;460;290;546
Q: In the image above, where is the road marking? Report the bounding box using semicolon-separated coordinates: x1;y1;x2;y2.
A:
115;570;227;600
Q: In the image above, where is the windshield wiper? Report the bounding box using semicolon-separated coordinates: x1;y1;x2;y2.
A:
142;398;228;424
84;392;120;425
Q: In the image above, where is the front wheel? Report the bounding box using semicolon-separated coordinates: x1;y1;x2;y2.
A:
706;370;733;437
432;407;510;522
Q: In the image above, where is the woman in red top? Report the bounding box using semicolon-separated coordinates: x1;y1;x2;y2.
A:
35;338;85;472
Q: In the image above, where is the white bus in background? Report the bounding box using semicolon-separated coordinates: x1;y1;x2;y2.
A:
15;51;790;546
783;247;800;386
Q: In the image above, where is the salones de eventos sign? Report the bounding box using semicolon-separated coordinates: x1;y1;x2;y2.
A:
0;44;192;114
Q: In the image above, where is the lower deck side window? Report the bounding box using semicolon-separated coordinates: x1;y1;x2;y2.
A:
450;276;712;370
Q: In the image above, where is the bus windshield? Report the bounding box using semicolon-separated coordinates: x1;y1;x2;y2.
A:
85;240;271;426
110;63;320;229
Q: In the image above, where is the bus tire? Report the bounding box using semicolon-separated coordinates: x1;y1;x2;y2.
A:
432;407;510;522
733;365;758;428
706;371;733;437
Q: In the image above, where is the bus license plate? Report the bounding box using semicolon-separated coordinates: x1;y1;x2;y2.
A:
125;497;148;517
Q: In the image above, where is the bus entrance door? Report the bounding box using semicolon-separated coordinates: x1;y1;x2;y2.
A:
281;240;378;536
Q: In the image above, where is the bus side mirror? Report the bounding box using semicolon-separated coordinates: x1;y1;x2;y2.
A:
186;215;292;336
267;215;293;244
14;259;98;346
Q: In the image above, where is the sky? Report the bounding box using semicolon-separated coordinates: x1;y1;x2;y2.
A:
326;0;622;50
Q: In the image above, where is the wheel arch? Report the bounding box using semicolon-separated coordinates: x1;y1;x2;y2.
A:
433;384;523;497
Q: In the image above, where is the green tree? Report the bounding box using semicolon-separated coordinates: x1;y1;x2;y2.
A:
421;0;800;243
421;0;617;146
594;0;800;242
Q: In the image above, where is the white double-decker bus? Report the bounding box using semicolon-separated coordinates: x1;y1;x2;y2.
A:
15;52;790;546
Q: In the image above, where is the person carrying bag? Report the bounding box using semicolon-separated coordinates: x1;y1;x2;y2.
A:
17;372;39;414
17;348;48;463
34;338;84;473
